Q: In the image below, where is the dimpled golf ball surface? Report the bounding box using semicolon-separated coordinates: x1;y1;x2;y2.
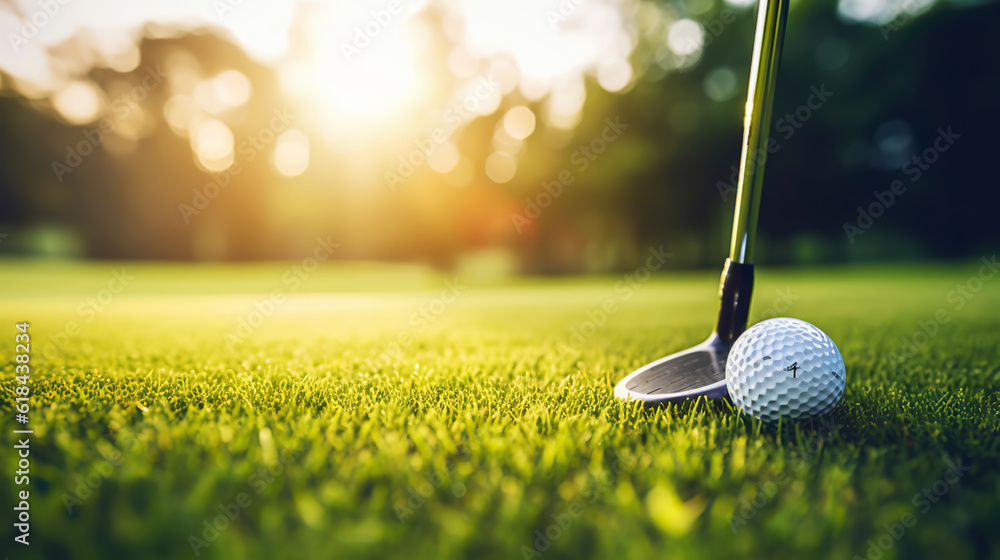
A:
726;318;845;421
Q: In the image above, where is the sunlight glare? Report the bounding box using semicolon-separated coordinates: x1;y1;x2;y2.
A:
458;0;631;101
304;3;428;133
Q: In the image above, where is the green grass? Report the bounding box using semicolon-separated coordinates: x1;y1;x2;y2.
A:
1;259;999;559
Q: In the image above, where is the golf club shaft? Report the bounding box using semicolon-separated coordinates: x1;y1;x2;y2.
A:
729;0;789;264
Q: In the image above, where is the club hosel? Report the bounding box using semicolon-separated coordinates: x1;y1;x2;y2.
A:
715;258;754;345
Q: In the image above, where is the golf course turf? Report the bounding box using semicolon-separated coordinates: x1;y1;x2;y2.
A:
1;260;998;559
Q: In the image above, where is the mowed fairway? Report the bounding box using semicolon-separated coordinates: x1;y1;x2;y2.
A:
1;260;999;560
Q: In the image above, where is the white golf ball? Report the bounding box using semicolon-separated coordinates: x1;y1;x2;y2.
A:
725;318;845;421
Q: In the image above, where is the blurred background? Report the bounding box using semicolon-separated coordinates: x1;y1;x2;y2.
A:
0;0;996;274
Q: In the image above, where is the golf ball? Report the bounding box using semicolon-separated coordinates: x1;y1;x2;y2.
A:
726;318;845;421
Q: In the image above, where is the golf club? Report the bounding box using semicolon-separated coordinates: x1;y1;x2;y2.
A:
614;0;789;403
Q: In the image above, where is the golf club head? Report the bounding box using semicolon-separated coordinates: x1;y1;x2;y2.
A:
614;333;731;403
614;259;753;404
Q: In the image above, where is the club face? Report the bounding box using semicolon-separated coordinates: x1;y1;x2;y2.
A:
613;334;731;404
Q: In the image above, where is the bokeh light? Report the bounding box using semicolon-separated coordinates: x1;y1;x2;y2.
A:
428;142;461;174
52;81;103;125
668;19;704;56
213;70;253;108
703;67;738;102
273;129;311;177
485;151;517;183
503;106;537;140
191;119;235;172
596;58;633;92
163;95;200;135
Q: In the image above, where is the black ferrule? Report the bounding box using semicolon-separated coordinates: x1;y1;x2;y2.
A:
715;258;754;345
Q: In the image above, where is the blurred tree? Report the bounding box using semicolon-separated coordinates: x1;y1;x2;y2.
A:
0;0;996;271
